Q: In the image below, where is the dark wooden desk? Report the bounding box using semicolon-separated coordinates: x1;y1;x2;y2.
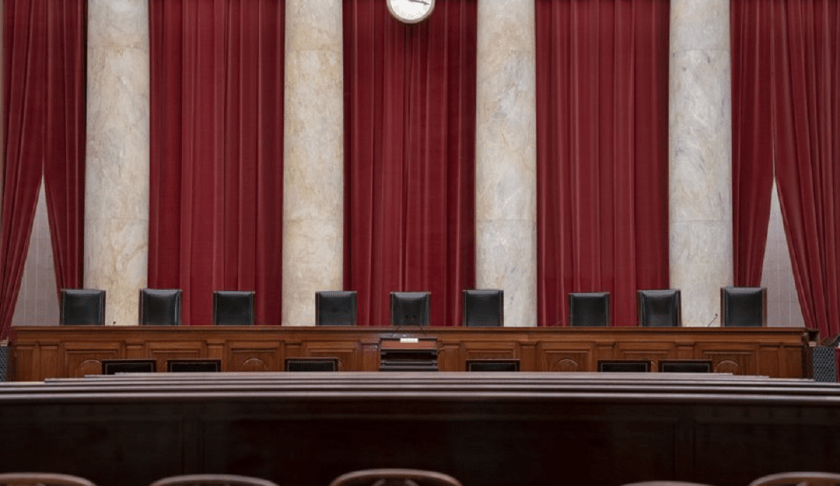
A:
0;372;838;486
11;325;811;380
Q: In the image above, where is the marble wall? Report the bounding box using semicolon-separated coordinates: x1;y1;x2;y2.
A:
668;0;733;326
282;0;345;326
475;0;537;327
84;0;150;325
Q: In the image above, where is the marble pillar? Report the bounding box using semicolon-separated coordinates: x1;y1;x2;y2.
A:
475;0;537;327
85;0;150;325
669;0;732;326
282;0;344;326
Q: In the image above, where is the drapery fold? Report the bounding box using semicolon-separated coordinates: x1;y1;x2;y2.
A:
343;0;477;327
149;0;284;326
732;0;840;338
1;0;86;339
535;0;670;327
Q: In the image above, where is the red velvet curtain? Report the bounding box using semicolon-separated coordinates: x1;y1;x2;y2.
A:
770;0;840;338
1;0;86;339
535;0;670;327
732;0;840;338
149;0;284;326
343;0;477;327
731;0;775;287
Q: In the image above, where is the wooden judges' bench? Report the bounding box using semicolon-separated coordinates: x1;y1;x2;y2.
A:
11;325;813;380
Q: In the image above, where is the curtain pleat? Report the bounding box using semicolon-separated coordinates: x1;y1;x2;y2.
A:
149;0;284;326
343;0;477;327
535;0;670;327
732;0;840;338
1;0;86;339
769;0;840;338
731;0;775;287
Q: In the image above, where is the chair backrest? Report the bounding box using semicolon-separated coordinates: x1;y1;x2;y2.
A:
316;291;358;326
747;471;840;486
329;469;463;486
568;292;610;326
139;288;183;326
0;472;98;486
721;286;767;327
60;289;106;326
462;289;503;327
638;289;682;327
213;290;255;325
390;292;431;326
148;474;280;486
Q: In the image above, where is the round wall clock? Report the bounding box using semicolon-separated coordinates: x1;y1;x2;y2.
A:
387;0;435;24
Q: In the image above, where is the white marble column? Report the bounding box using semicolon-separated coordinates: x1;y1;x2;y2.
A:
85;0;150;325
669;0;732;326
475;0;537;327
282;0;344;326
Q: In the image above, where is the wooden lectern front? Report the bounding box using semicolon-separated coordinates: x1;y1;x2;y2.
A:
379;337;438;371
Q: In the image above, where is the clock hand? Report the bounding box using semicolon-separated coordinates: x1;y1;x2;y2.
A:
407;0;431;4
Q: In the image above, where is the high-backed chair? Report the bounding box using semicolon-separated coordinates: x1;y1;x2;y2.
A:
721;286;767;327
316;291;358;326
0;472;98;486
139;288;182;326
329;469;462;486
637;289;681;327
60;289;106;326
148;474;280;486
213;290;255;325
462;289;503;327
568;292;610;326
747;471;840;486
390;291;431;327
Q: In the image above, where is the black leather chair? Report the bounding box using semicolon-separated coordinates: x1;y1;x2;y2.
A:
637;289;681;327
568;292;610;326
316;291;358;326
390;292;431;327
60;289;106;326
462;289;503;327
139;288;182;326
213;290;255;325
721;286;767;327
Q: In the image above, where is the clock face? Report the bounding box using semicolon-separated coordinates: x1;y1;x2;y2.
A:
387;0;435;24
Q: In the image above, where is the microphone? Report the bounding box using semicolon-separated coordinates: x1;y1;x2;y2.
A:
706;313;718;327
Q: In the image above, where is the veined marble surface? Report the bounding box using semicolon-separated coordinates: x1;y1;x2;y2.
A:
475;0;537;327
282;0;344;327
668;0;732;326
84;0;150;326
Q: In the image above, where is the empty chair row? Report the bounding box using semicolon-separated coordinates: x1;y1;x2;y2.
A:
60;289;254;326
59;286;766;327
